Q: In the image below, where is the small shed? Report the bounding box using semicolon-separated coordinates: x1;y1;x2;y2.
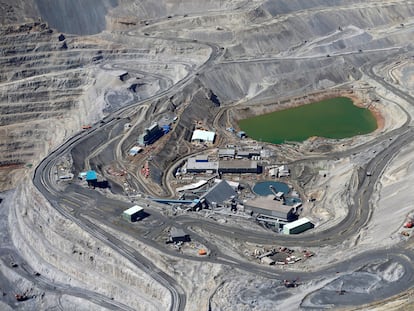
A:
129;146;143;156
261;256;275;265
279;165;290;177
268;167;278;177
122;205;144;222
237;131;246;139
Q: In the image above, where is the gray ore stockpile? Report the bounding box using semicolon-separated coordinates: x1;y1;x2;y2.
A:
35;0;118;35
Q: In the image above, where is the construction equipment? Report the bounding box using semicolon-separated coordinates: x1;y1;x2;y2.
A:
141;161;150;178
283;279;300;288
401;231;410;237
15;293;29;301
404;213;414;228
404;222;413;229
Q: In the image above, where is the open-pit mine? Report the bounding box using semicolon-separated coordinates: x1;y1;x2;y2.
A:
2;0;414;310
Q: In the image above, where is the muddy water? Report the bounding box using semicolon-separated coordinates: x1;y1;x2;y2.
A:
239;97;377;144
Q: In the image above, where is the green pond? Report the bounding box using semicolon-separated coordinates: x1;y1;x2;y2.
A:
238;97;377;144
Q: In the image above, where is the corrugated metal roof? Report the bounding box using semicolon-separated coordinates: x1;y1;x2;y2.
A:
219;160;257;169
176;180;208;192
218;148;235;156
236;151;251;157
123;205;144;216
148;123;159;131
284;217;312;229
191;130;215;142
187;157;218;171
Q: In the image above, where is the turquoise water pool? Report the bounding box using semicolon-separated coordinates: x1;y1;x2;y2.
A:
253;181;301;206
253;181;290;196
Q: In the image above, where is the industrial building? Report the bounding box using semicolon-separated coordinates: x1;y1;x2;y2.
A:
185;157;218;173
184;157;260;174
138;123;164;146
283;217;314;234
200;180;238;208
218;148;235;159
122;205;144;222
244;195;296;221
278;165;290;177
191;130;215;144
268;165;290;178
194;155;208;162
176;180;208;192
170;227;190;243
218;160;259;174
236;150;260;159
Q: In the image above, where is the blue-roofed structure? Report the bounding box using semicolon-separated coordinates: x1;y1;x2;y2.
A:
162;125;171;134
86;170;97;181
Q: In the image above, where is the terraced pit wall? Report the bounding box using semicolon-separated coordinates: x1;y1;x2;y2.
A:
9;182;171;310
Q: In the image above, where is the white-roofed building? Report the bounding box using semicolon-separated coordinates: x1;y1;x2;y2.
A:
122;205;144;222
176;180;208;192
283;217;314;234
218;148;235;159
191;130;215;144
186;157;218;173
129;146;143;156
279;165;290;177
